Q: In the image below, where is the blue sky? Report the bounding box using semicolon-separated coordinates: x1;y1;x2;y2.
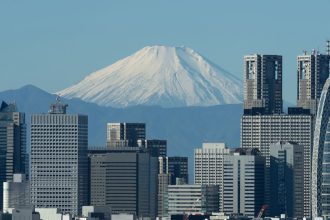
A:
1;1;330;103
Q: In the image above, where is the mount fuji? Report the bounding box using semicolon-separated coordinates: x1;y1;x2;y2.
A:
58;45;242;108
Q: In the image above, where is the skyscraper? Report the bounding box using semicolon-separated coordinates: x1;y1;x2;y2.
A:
221;148;265;218
163;157;189;185
243;54;283;114
89;147;158;219
241;112;313;163
0;101;26;208
157;158;171;219
241;112;313;217
194;143;230;185
312;78;330;218
106;123;146;148
138;139;167;157
269;141;304;219
157;156;188;218
194;143;230;211
30;98;89;216
297;50;330;115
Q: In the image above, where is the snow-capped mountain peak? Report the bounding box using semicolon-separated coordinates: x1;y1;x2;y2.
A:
58;45;242;107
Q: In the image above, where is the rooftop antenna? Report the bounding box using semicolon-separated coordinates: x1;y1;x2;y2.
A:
326;40;330;55
303;50;307;55
49;95;68;114
312;49;316;55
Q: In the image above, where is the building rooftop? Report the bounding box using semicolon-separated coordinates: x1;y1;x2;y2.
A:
0;101;17;113
49;96;68;114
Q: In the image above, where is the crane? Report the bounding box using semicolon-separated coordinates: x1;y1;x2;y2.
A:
184;198;201;220
256;204;268;218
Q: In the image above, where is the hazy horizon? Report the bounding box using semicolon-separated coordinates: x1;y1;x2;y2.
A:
1;1;330;103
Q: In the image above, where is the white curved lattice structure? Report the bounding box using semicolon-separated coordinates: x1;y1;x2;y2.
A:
312;78;330;218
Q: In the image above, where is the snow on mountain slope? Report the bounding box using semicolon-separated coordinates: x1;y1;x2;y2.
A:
58;45;242;107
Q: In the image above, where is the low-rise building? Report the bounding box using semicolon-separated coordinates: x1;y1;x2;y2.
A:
168;184;219;216
3;174;30;213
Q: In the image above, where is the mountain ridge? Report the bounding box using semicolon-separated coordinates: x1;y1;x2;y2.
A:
0;85;242;178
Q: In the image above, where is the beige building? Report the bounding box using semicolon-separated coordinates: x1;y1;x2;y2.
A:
243;54;282;114
297;52;330;115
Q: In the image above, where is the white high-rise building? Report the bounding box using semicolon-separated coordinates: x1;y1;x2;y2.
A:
222;148;265;218
194;143;230;185
30;98;89;216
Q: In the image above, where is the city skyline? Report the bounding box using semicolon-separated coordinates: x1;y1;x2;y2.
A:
1;1;330;219
1;1;330;104
0;54;329;218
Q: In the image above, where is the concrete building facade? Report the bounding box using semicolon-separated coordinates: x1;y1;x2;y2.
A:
3;174;30;213
137;139;167;157
35;208;71;220
157;173;171;219
168;185;219;216
12;207;41;220
221;149;265;218
157;156;188;218
269;142;304;219
89;148;158;219
194;143;230;185
81;206;112;220
243;54;283;114
297;52;330;115
241;112;313;217
106;123;146;148
0;102;26;208
30;98;89;216
167;157;188;185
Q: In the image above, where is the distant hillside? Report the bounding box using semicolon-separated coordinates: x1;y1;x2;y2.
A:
0;85;242;181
